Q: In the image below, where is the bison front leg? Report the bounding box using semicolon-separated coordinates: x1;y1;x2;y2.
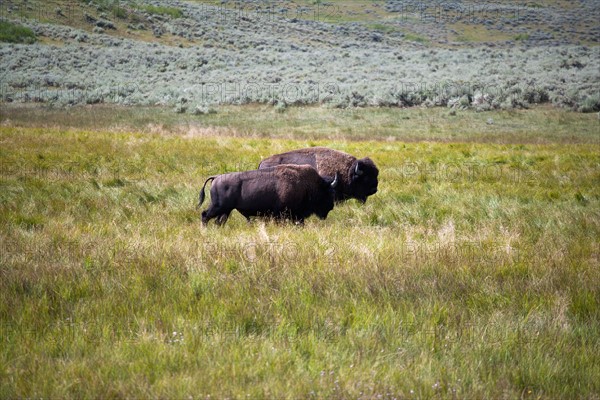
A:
290;214;305;226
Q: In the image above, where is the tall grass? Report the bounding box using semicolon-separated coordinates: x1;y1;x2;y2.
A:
0;120;598;397
2;104;599;144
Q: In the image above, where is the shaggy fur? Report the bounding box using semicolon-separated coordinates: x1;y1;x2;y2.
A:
259;147;379;203
198;164;337;226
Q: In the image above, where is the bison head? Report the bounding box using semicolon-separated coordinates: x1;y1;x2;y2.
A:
348;157;379;203
314;173;339;219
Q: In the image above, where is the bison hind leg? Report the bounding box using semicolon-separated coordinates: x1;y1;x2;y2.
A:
202;204;230;226
201;210;210;225
216;213;230;226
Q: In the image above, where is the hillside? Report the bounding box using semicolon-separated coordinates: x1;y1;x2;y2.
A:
1;0;598;111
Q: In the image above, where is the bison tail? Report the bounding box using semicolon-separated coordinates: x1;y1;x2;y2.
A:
198;176;216;207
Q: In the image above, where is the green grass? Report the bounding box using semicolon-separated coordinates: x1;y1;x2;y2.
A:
0;107;599;397
0;20;36;44
136;4;183;19
403;32;429;44
368;23;396;34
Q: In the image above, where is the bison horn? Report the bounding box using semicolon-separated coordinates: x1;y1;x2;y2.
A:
331;173;339;188
355;162;363;176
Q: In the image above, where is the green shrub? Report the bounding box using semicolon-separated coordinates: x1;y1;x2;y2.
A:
112;5;127;19
0;20;36;44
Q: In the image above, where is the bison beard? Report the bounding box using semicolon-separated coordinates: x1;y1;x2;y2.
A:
258;147;379;203
198;164;338;226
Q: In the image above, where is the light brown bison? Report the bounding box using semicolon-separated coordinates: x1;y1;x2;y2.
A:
198;164;338;225
258;147;378;203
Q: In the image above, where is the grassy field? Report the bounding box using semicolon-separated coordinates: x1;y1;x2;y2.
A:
2;104;599;144
0;105;599;398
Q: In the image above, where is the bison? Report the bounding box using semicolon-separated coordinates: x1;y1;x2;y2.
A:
198;164;339;226
258;147;378;203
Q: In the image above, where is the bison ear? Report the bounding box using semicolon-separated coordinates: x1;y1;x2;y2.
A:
331;173;339;189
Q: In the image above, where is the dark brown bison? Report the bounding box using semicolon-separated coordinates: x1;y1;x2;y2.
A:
198;164;338;225
258;147;378;203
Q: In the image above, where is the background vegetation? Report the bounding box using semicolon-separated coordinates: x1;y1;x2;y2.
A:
1;0;598;111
